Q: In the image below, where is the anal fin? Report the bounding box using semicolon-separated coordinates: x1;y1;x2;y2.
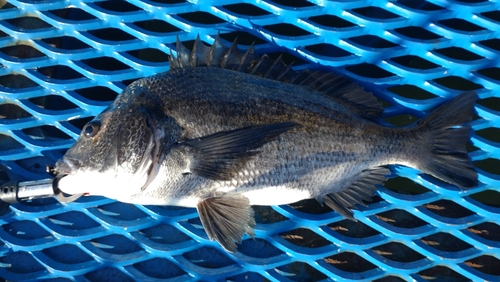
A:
321;167;389;220
197;193;256;253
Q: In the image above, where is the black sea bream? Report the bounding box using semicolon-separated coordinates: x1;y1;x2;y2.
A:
55;35;478;252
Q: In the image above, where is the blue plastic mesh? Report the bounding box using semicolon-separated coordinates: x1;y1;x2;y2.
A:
0;0;499;281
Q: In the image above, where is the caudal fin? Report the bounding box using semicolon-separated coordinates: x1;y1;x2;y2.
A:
418;91;478;188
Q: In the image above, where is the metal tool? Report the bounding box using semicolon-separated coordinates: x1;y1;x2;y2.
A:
0;166;82;215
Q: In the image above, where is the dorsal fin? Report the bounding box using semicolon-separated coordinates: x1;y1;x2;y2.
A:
170;34;383;118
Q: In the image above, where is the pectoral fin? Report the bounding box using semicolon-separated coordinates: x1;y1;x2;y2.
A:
320;167;389;220
197;193;256;253
178;122;301;180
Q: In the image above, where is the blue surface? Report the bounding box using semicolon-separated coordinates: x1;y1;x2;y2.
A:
0;0;499;281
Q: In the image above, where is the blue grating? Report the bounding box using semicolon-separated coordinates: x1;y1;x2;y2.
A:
0;0;499;281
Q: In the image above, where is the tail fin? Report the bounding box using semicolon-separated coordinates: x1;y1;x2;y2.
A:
417;91;478;188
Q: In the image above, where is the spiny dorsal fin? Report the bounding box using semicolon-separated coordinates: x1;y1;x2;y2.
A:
170;34;383;118
320;167;389;220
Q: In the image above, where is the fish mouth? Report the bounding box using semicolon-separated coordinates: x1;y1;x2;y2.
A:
54;158;81;175
53;158;84;202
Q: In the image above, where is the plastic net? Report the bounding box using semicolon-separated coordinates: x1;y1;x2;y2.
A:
0;0;499;281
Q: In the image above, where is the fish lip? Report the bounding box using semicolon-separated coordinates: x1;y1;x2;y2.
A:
55;158;81;175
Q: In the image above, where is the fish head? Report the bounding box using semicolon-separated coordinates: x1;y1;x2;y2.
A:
55;84;178;199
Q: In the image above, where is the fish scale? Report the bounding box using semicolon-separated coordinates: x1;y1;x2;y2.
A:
55;35;477;253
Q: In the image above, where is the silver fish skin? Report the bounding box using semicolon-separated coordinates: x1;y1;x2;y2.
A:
55;35;478;252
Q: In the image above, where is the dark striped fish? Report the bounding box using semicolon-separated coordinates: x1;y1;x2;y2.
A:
55;34;477;252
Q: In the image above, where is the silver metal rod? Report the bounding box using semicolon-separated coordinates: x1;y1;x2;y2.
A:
17;178;55;200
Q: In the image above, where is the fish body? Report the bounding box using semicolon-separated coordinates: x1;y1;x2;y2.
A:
55;35;478;252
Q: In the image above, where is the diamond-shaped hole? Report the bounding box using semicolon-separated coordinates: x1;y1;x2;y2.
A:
0;74;38;88
328;219;380;238
374;276;406;282
423;200;474;218
133;258;186;279
479;38;500;51
477;97;500;111
263;23;312;37
280;228;331;248
396;0;444;11
346;63;394;79
372;242;425;262
388;84;438;100
0;44;45;59
266;51;308;66
137;224;191;244
0;104;31;119
3;220;52;241
85;267;134;282
223;3;271;16
481;10;500;22
418;265;469;281
82;57;131;71
274;262;327;281
29;95;78;110
476;128;500;143
15;156;56;174
375;209;427;229
433;76;482;91
150;0;186;3
468;222;500;242
0;252;45;274
478;67;500;81
465;255;500;276
88;28;136;42
94;0;141;12
308;15;355;28
254;206;288;224
177;12;226;24
6;17;52;30
127;48;169;63
43;244;93;264
351;6;400;20
421;232;472;252
219;31;267;46
48;211;100;230
0;134;24;150
89;234;142;255
289;198;333;214
434;47;484;61
438;18;485;32
0;1;15;9
384;114;418;126
390;55;439;70
325;252;377;272
42;36;91;50
182;247;234;268
238;238;283;257
95;202;148;221
74;86;118;102
304;43;352;58
350;35;398;49
385;177;430;195
474;158;500;175
394;26;443;40
469;190;500;208
37;65;84;80
133;19;181;33
270;0;315;7
48;8;97;21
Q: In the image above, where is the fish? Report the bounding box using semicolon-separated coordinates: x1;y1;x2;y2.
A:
54;34;478;253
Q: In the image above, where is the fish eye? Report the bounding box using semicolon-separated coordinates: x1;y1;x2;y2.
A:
83;121;101;138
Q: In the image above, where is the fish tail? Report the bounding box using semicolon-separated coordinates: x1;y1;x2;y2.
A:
416;91;478;188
